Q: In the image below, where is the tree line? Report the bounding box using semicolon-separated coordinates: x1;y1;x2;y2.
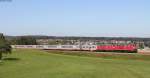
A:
10;36;37;45
5;35;150;48
5;35;150;41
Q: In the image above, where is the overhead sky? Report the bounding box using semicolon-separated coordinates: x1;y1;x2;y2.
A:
0;0;150;37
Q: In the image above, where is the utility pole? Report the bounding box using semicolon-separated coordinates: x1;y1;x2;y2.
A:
79;39;82;50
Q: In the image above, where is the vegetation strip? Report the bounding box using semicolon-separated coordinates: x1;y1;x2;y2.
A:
45;50;150;61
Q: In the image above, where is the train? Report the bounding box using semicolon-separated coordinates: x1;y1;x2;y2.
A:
11;44;137;52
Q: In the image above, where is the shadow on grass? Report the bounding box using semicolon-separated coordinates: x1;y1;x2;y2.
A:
0;58;20;66
3;58;20;61
0;62;3;65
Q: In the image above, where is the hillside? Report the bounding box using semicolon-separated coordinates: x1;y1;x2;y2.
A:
0;49;150;78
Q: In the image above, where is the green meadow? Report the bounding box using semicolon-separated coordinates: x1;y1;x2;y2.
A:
0;49;150;78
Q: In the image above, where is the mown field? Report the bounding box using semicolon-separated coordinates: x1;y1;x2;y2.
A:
0;49;150;78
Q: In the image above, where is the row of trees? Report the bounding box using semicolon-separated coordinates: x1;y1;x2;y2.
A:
6;35;150;41
0;33;11;60
10;36;37;45
5;35;150;49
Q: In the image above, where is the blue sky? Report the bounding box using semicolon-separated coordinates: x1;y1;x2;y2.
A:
0;0;150;37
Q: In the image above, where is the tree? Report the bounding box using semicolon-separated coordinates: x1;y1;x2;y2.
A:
0;33;12;60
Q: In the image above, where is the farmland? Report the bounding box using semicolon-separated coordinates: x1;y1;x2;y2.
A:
0;49;150;78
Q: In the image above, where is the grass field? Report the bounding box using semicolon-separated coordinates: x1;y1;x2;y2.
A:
1;49;150;78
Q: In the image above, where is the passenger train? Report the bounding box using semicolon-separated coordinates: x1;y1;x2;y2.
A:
11;44;137;52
